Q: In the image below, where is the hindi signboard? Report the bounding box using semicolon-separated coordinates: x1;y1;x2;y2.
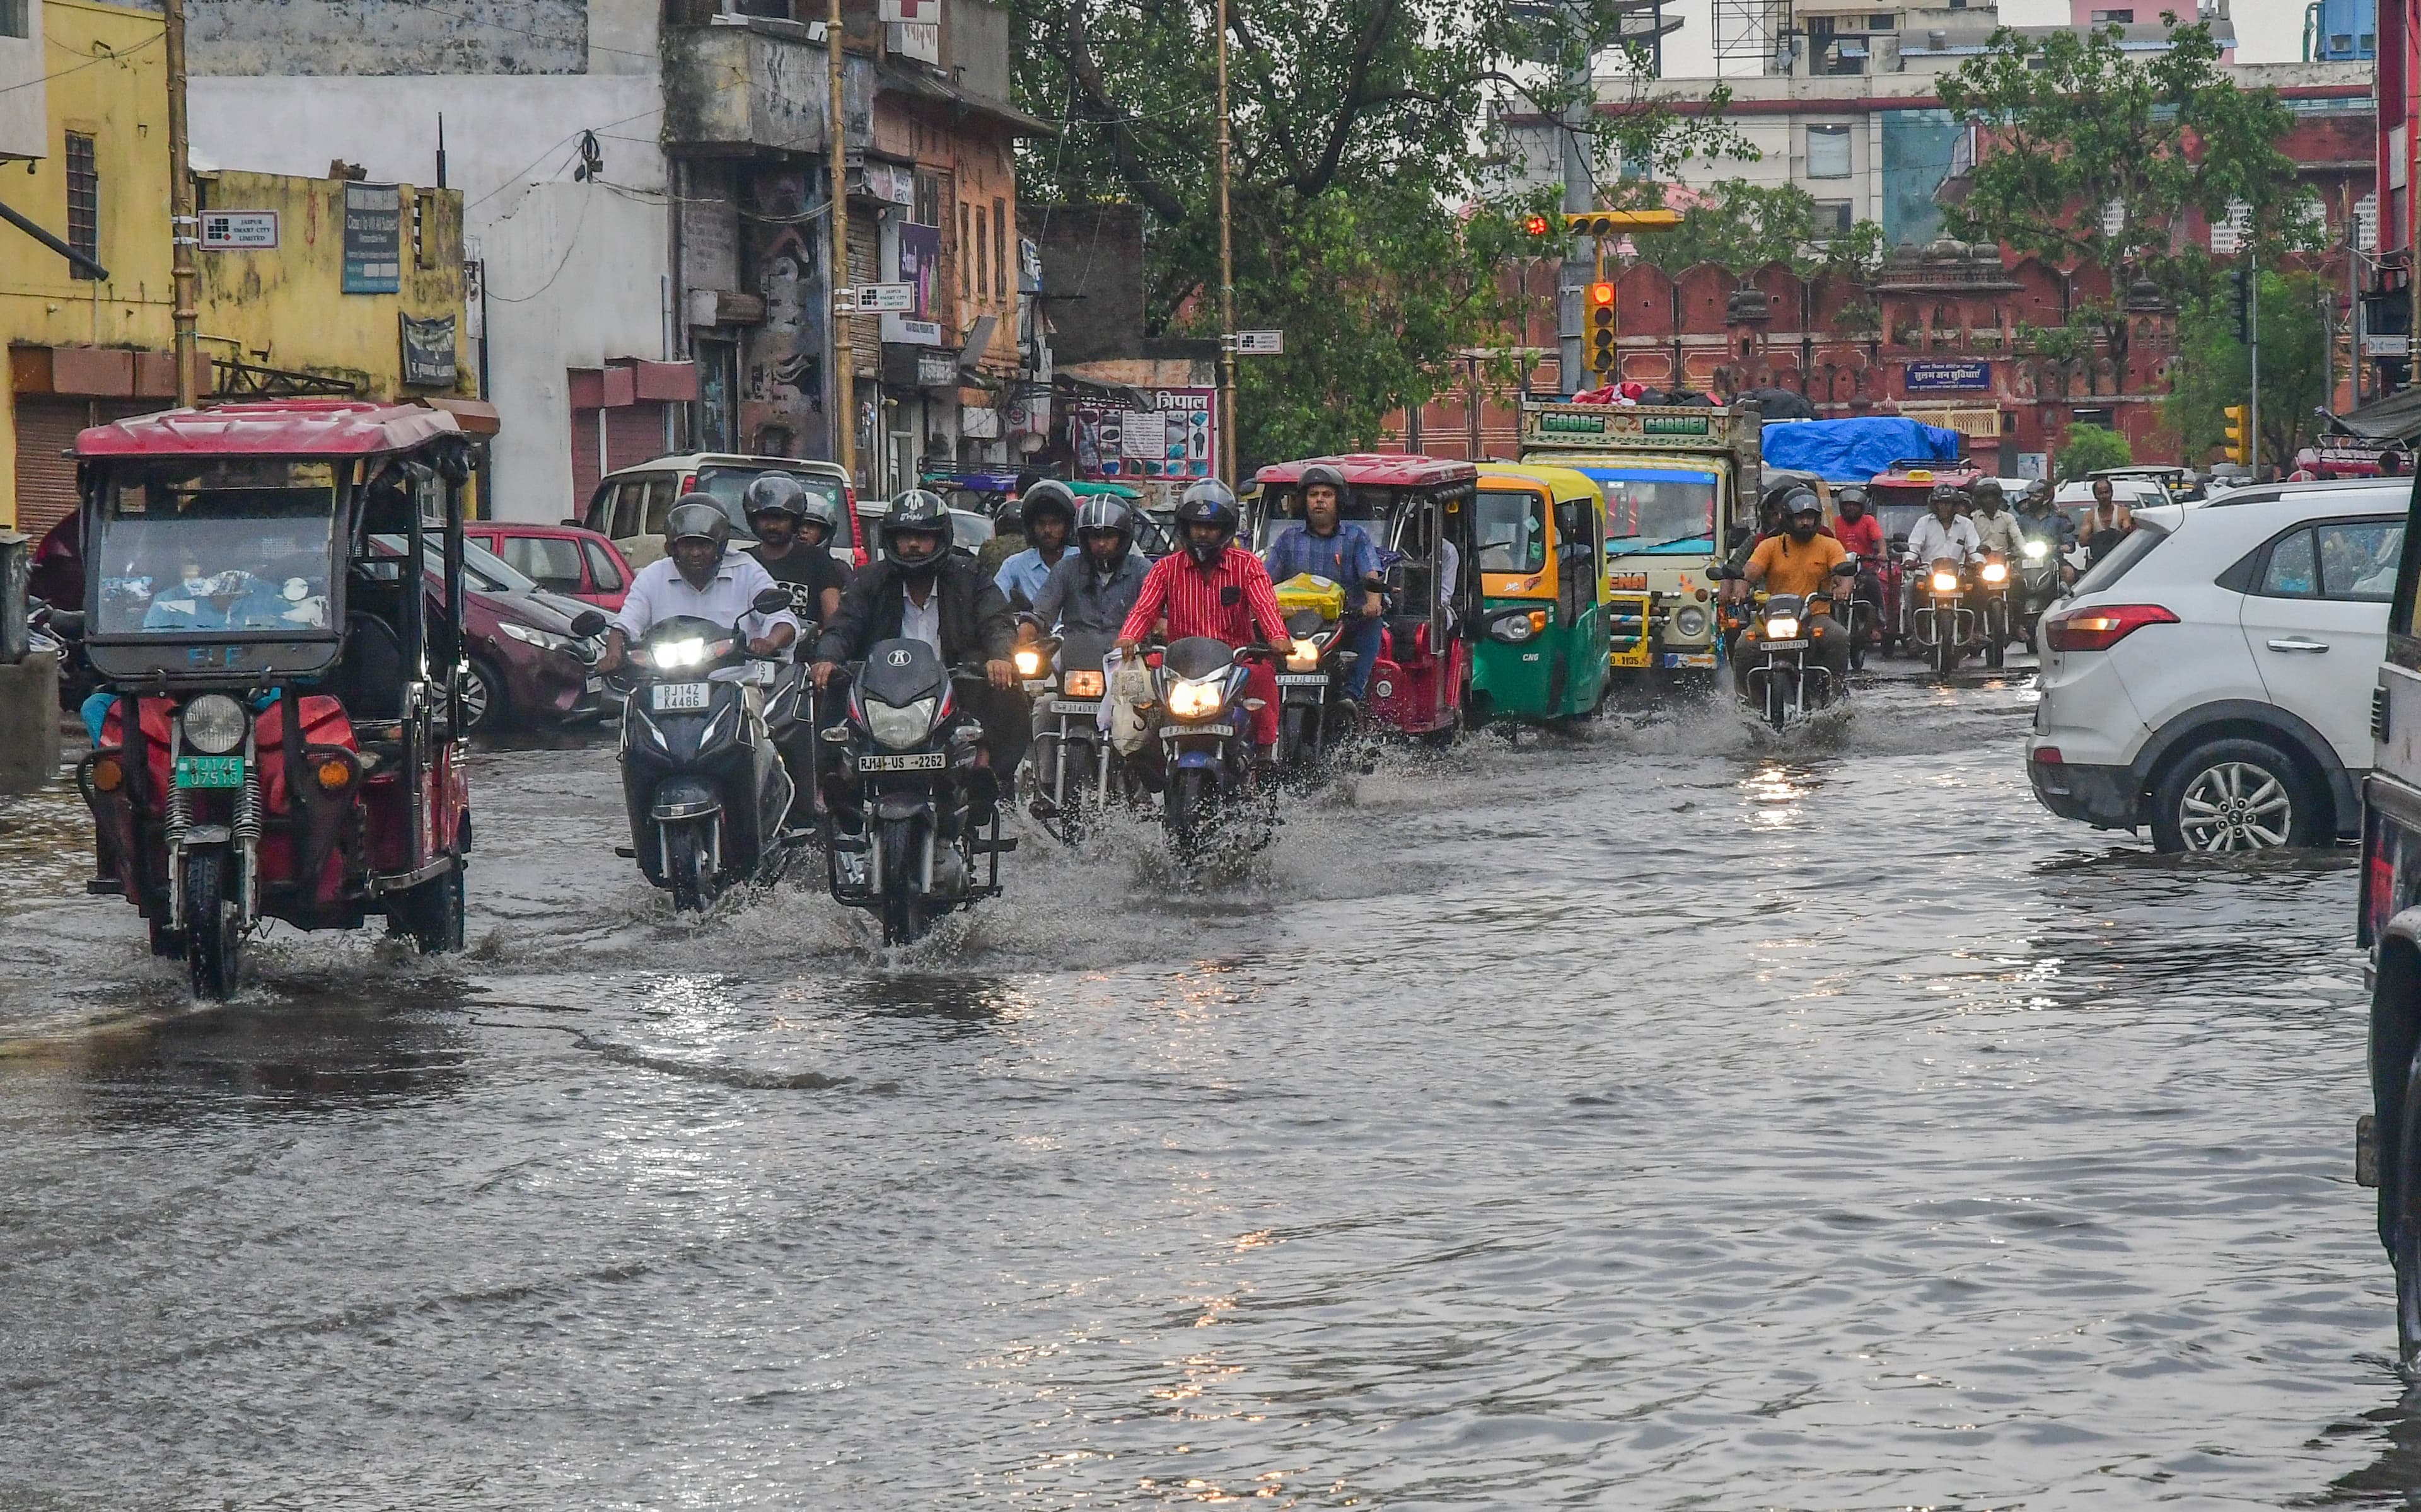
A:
1070;388;1217;483
1904;359;1991;393
399;313;458;388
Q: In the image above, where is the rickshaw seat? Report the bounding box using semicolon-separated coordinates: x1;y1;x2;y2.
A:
1385;616;1430;659
334;613;409;720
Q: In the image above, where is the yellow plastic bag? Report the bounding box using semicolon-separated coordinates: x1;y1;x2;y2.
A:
1274;572;1346;621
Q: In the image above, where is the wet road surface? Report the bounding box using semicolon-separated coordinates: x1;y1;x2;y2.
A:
0;664;2407;1508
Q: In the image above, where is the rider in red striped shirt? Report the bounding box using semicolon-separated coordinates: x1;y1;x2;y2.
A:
1117;481;1290;759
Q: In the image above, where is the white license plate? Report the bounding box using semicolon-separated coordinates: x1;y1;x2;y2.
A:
1275;673;1328;686
859;751;946;772
1166;724;1234;739
653;682;711;712
1663;652;1717;669
1763;638;1809;652
1051;698;1100;715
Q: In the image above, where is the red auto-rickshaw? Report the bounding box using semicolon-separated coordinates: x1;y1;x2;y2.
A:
1250;455;1478;742
73;401;520;998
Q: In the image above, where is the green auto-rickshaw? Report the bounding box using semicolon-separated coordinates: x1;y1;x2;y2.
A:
1469;463;1611;723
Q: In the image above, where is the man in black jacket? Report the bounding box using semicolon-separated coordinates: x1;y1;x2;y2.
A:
813;489;1026;797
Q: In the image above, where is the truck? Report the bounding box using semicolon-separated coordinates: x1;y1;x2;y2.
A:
1516;398;1762;681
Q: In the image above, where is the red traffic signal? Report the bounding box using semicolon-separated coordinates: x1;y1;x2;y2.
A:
1523;214;1552;237
1588;281;1617;307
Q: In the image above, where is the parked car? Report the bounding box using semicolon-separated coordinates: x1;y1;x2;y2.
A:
376;534;609;734
2028;478;2406;851
577;454;862;569
469;521;632;611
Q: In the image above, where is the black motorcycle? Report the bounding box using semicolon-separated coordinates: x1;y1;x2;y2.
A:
1151;636;1274;859
2015;531;2065;650
1022;629;1135;841
615;589;802;911
1272;608;1360;778
1973;552;2016;670
821;638;1013;944
1910;557;1975;678
1718;561;1855;729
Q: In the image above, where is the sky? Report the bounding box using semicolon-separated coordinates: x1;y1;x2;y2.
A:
1657;0;2307;78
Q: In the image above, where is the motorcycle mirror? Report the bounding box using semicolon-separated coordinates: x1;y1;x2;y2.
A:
752;587;791;615
567;608;610;637
1832;561;1859;577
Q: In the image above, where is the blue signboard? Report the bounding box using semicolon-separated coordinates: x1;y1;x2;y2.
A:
342;183;402;295
1905;359;1990;392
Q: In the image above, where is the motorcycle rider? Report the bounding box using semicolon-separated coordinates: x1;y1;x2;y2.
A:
992;479;1078;610
1830;484;1886;653
743;473;851;631
1115;480;1292;770
1262;461;1386;716
1023;497;1150;638
1739;490;1852;690
811;489;1023;814
1971;479;2028;560
600;496;798;674
1905;482;1982;570
2016;478;2079;584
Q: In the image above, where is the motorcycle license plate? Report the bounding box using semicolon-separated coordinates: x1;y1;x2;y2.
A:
1275;673;1328;686
1763;638;1809;652
1167;724;1235;739
858;752;947;773
653;681;711;712
173;755;244;789
1051;698;1101;715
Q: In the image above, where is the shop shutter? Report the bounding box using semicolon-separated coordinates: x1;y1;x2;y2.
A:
571;404;602;509
605;402;666;474
12;399;160;540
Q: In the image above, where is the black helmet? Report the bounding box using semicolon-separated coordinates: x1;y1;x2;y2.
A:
1299;462;1347;502
742;472;809;523
1927;482;1963;509
1074;497;1135;565
1835;483;1868;512
1781;487;1823;521
1019;478;1078;532
882;488;952;579
1971;476;2005;507
664;495;733;557
1174;480;1241;565
797;490;844;541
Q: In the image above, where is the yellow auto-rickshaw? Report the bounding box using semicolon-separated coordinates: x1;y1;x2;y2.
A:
1469;463;1611;723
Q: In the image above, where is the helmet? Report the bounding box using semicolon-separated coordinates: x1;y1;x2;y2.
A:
664;495;733;556
2023;478;2052;506
1780;487;1823;521
1299;462;1347;502
742;472;809;523
881;488;952;578
798;490;843;541
1971;476;2005;507
1174;480;1241;565
1927;482;1964;509
1019;478;1078;533
1834;483;1868;512
1074;497;1135;564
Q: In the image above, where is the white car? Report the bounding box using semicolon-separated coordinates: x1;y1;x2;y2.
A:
2028;478;2406;851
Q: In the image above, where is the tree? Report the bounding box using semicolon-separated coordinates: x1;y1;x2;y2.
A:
2057;422;2133;482
2163;269;2330;472
1011;0;1743;465
1935;18;2317;393
1626;179;1886;281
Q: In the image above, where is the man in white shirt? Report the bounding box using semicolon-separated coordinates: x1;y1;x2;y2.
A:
600;496;798;674
1905;485;1983;567
1970;478;2029;560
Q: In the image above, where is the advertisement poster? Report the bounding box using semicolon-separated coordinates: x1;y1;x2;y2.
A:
1068;388;1217;483
898;222;941;317
342;183;402;294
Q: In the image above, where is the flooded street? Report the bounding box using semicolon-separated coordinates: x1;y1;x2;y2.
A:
0;667;2403;1509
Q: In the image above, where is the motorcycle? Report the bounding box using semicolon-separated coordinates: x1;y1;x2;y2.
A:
821;638;1013;944
1021;629;1136;841
615;587;803;912
1717;562;1855;729
1274;606;1361;778
1909;557;1975;677
1150;636;1275;860
1972;552;2015;670
2015;533;2065;650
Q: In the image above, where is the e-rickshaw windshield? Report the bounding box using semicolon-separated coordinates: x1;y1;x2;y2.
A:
1473;489;1548;572
90;458;342;637
1592;469;1718;549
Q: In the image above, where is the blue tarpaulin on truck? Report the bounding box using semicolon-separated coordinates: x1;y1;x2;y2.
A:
1760;418;1962;482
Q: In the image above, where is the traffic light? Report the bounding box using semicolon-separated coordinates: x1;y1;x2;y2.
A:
2222;404;2251;466
1588;280;1618;377
1565;209;1685;238
2229;267;2251;345
1523;212;1553;238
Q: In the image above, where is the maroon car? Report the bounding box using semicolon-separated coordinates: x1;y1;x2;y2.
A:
376;535;607;733
469;522;631;612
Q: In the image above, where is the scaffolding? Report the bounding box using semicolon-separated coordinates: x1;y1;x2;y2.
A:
1712;0;1791;75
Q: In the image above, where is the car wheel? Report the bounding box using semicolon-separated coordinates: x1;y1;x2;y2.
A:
2149;737;2322;853
462;654;510;734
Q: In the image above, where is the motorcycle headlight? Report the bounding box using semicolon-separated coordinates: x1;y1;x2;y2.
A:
1762;615;1800;640
180;692;248;754
2023;540;2050;562
1063;669;1105;698
653;637;711;669
1980;562;2009;584
1014;648;1045;678
1931;571;1959;594
865;695;938;751
1166;675;1224;720
1672;605;1709;639
1287;637;1321;672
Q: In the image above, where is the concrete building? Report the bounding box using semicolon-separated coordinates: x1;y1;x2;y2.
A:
0;0;472;538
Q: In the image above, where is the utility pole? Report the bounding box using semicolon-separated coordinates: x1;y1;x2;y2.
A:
827;0;857;483
1215;0;1238;488
2248;252;2261;478
1556;8;1592;396
164;0;198;408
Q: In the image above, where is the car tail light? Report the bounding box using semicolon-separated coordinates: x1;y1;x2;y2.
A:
2044;603;2178;652
2033;746;2062;765
678;472;696;497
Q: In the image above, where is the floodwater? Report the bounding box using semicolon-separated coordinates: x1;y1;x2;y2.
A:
0;665;2406;1509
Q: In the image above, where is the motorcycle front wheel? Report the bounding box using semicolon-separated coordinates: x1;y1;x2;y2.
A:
666;822;717;913
878;817;931;944
182;846;240;1001
1164;766;1211;859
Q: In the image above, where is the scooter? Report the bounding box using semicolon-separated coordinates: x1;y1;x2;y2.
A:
1021;628;1135;842
1150;636;1275;860
615;587;803;912
820;638;1013;945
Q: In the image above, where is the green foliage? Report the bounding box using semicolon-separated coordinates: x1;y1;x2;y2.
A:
1625;178;1887;280
2163;269;2330;470
2057;423;2134;482
1011;0;1743;465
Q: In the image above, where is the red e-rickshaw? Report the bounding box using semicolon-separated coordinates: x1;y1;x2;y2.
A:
73;401;493;998
1250;456;1478;742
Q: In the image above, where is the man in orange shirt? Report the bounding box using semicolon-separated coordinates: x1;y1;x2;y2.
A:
1739;490;1851;689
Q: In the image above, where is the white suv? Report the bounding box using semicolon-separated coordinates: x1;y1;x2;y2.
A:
2029;479;2406;851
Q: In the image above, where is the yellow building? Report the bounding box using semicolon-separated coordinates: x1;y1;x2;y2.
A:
0;0;475;536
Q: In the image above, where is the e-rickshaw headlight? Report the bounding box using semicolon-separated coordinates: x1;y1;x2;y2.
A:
180;693;248;755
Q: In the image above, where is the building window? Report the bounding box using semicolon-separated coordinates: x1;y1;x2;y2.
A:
913;170;941;228
959;201;972;299
1808;124;1852;180
1869;11;1895;28
2090;7;2133;20
0;0;26;38
65;133;98;280
992;197;1006;303
974;204;988;298
1815;200;1854;235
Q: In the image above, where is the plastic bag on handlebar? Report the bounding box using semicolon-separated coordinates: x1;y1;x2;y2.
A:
1105;647;1153;754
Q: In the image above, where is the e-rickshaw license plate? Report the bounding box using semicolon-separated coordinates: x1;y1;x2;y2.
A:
859;752;947;773
1765;638;1809;652
653;682;712;712
173;755;245;789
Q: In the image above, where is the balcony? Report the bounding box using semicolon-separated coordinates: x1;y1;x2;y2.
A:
662;18;874;158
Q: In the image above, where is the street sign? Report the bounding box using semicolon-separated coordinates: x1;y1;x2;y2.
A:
200;211;278;250
837;284;916;313
1234;330;1283;355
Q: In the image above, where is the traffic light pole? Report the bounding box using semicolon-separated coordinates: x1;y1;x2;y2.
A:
1555;4;1591;395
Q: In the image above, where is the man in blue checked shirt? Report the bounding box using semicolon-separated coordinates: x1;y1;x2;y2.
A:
1262;462;1386;713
